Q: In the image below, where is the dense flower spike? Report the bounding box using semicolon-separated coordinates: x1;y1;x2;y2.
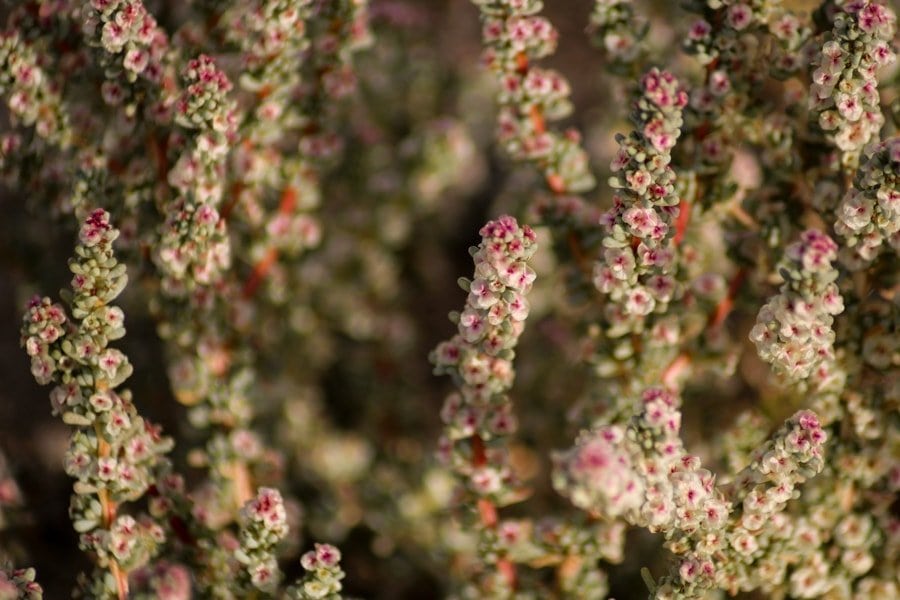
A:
85;0;168;86
431;215;537;481
554;388;724;530
288;543;345;599
750;229;844;382
155;54;236;291
473;0;595;194
556;388;828;598
594;69;687;332
0;32;71;146
835;136;900;265
658;410;828;598
589;0;648;71
235;487;289;593
431;215;537;590
810;0;897;167
20;210;172;599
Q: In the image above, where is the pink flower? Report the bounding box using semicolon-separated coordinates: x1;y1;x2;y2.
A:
688;19;711;41
726;4;753;31
123;48;149;74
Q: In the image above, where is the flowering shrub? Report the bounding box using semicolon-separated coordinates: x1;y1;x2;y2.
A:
0;1;897;599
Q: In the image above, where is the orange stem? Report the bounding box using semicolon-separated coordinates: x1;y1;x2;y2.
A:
662;352;691;391
546;173;566;194
471;434;516;589
95;425;128;600
241;186;299;299
497;558;518;589
243;247;278;299
529;104;546;135
514;51;529;75
708;268;747;329
477;498;498;528
673;196;691;246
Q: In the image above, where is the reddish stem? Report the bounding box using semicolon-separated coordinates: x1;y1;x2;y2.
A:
94;423;128;600
148;133;169;185
497;558;518;589
242;186;298;299
708;268;747;329
660;268;747;389
470;435;517;589
514;51;529;75
662;352;691;391
673;196;691;247
471;434;487;468
477;498;498;528
529;104;546;135
546;173;566;194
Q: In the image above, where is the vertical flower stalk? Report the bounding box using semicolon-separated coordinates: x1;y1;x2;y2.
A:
234;487;289;593
431;215;538;591
834;136;900;266
810;0;896;169
593;68;687;334
474;0;594;196
158;54;236;291
589;0;649;74
472;0;604;304
296;0;372;160
20;209;172;599
0;31;72;147
750;229;844;383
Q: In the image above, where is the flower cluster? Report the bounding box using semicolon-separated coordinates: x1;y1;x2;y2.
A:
235;487;289;593
129;561;191;600
589;0;648;72
682;1;765;66
20;209;172;598
682;0;808;76
750;229;844;382
835;136;900;266
176;55;236;134
594;69;687;331
474;0;595;194
810;0;897;166
226;0;312;101
554;388;727;533
295;0;373;160
0;32;71;146
288;543;345;600
0;567;42;600
431;216;537;497
156;54;237;291
85;0;169;85
555;388;828;598
658;410;828;597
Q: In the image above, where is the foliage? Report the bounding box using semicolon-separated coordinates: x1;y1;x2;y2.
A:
0;0;897;598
